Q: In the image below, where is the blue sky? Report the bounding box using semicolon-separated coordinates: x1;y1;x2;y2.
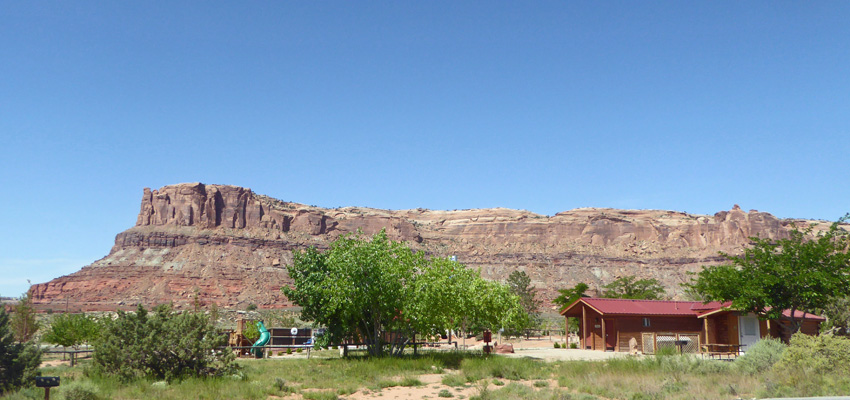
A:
1;2;848;296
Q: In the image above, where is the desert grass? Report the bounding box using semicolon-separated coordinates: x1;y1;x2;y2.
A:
4;350;846;399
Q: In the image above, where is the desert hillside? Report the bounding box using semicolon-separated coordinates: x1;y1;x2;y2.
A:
30;183;831;311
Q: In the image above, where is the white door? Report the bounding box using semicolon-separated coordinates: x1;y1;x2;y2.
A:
738;314;761;353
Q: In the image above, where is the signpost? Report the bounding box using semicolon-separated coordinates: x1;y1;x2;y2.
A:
35;377;60;400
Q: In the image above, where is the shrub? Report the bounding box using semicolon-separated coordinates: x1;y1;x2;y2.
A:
776;333;850;376
286;348;292;355
62;381;99;400
246;304;258;311
91;304;237;381
438;389;454;397
441;373;467;387
734;337;786;375
273;377;296;394
553;342;560;348
302;391;338;400
570;342;578;349
767;333;850;395
0;308;42;395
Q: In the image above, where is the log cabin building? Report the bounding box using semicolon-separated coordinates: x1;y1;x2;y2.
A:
560;298;824;354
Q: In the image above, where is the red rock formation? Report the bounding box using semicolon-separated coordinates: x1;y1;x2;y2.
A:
30;183;833;311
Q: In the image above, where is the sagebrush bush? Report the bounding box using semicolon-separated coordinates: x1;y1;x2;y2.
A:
734;337;786;375
775;333;850;376
61;381;100;400
764;333;850;397
91;304;237;381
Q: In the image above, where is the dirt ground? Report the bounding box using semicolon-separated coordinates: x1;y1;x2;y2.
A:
302;337;624;399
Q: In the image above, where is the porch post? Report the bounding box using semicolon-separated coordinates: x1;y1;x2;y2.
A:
601;317;606;351
581;305;587;350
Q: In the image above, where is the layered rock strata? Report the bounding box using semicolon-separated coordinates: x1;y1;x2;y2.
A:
31;183;830;311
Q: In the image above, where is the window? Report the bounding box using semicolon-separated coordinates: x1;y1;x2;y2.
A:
643;317;651;327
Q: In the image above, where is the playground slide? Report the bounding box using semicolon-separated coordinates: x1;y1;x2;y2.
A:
251;321;271;357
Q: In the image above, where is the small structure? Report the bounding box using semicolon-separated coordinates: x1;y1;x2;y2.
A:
560;298;824;355
229;319;314;357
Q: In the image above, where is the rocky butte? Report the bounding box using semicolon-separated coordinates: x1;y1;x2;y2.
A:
31;183;832;311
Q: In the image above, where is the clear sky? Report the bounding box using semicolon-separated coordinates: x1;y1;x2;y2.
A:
1;2;849;297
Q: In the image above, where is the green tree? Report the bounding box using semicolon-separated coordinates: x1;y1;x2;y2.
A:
688;217;850;336
0;308;42;394
600;276;666;300
43;313;100;349
10;291;39;342
506;271;542;328
817;296;850;336
92;304;236;381
553;283;590;334
410;258;529;340
282;230;526;356
553;282;589;310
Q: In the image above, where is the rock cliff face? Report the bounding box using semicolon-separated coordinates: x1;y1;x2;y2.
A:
31;183;830;311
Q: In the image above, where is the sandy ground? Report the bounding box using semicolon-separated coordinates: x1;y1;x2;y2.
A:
290;337;625;399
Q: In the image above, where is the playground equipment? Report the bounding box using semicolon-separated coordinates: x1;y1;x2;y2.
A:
229;319;314;358
251;321;271;357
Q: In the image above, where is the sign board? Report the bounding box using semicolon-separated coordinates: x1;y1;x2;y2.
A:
35;377;60;388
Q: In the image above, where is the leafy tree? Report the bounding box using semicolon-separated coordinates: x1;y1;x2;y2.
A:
242;320;260;343
92;304;236;381
282;230;526;356
10;291;39;342
553;283;590;334
0;308;42;394
600;276;666;300
43;313;100;349
688;217;850;336
817;296;850;336
553;282;589;310
506;271;542;329
410;258;529;340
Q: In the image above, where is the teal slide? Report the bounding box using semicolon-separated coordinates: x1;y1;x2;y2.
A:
251;321;271;358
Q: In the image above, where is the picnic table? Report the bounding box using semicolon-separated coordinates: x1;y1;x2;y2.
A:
700;343;744;359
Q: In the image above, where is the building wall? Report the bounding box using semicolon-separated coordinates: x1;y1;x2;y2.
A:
576;306;617;351
614;316;703;352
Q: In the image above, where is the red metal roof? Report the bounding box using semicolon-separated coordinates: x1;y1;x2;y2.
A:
782;309;826;321
566;298;705;316
561;298;825;321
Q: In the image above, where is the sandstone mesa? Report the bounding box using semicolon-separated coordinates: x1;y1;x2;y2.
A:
30;182;830;311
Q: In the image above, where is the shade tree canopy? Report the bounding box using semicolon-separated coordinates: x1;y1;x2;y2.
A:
505;270;542;331
553;282;589;311
282;230;528;356
600;276;666;300
688;216;850;335
43;313;100;349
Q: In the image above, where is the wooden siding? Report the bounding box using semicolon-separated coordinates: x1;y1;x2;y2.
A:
614;316;703;352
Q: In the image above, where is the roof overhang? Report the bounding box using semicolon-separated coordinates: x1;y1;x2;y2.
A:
560;298;604;317
697;307;734;318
